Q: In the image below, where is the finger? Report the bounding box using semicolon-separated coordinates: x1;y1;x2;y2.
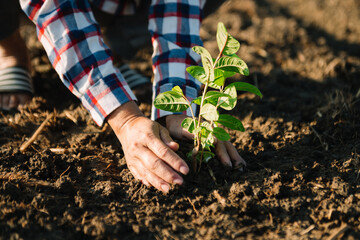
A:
159;125;179;151
147;138;189;175
215;141;232;167
128;164;150;186
139;166;172;193
224;141;247;167
180;127;194;140
141;147;184;185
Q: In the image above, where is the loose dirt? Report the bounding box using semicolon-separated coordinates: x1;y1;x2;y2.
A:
1;0;359;239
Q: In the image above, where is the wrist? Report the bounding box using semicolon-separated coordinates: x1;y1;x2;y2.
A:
107;101;144;134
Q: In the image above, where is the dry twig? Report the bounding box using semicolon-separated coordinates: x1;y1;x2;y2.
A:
186;197;199;216
300;225;315;235
309;125;328;151
20;112;54;153
326;223;350;240
59;166;71;179
64;110;78;124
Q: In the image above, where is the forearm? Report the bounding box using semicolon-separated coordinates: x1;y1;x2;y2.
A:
20;0;136;126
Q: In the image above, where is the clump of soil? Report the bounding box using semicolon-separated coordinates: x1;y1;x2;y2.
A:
1;0;359;239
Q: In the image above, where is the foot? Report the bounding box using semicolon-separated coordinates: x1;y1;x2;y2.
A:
0;29;32;111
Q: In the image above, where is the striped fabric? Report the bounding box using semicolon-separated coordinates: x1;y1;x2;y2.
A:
20;0;205;125
0;67;33;94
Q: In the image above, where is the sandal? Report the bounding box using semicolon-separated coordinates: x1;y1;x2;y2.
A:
0;66;33;95
118;64;150;89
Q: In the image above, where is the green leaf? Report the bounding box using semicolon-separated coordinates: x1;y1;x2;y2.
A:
205;91;231;106
215;56;249;76
192;46;214;82
216;114;245;131
213;127;230;141
219;85;237;110
154;91;189;112
201;130;214;150
200;103;219;121
193;126;202;136
192;92;231;106
181;117;197;133
189;149;215;163
201;121;213;131
216;22;240;56
208;69;234;89
186;66;207;85
172;86;183;94
210;70;225;89
227;82;263;98
202;151;215;163
192;96;202;105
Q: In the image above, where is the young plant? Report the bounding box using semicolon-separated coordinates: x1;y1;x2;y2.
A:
154;22;262;172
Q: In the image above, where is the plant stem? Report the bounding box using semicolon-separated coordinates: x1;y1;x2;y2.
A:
183;96;197;130
191;40;225;169
197;81;209;128
192;145;199;172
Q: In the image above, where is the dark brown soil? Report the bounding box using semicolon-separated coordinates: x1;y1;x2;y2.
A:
1;0;360;239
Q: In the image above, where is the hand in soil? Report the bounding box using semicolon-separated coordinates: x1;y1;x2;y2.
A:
164;115;246;168
107;101;189;193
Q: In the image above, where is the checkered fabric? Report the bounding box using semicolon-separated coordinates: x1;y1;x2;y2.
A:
20;0;205;125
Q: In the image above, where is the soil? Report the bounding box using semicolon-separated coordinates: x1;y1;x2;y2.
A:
1;0;360;239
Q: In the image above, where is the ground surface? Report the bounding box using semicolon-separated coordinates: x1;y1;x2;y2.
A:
1;0;360;239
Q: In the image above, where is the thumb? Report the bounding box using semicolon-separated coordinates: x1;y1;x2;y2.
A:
159;125;179;151
181;128;194;141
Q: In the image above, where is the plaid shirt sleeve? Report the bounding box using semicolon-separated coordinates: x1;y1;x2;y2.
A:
149;0;204;120
20;0;137;126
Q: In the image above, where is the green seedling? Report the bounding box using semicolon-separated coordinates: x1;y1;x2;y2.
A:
154;22;262;172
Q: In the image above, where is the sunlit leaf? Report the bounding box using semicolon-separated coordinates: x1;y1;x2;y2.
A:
172;86;183;94
216;114;244;131
200;103;219;121
192;96;202;105
186;66;207;85
192;46;214;82
208;69;236;89
205;91;231;106
193;126;202;136
202;131;215;150
213;127;230;141
181;117;197;133
215;56;249;76
154;91;189;112
216;22;240;56
227;82;263;98
201;121;213;131
198;127;214;151
219;85;237;110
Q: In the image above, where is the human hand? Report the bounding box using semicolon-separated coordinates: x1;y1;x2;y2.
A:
162;115;246;168
107;101;190;193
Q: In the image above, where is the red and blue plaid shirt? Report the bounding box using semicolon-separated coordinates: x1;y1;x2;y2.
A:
20;0;205;125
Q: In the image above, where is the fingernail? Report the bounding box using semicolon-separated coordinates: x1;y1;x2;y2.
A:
161;184;170;193
180;166;189;175
226;161;232;168
173;178;183;185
